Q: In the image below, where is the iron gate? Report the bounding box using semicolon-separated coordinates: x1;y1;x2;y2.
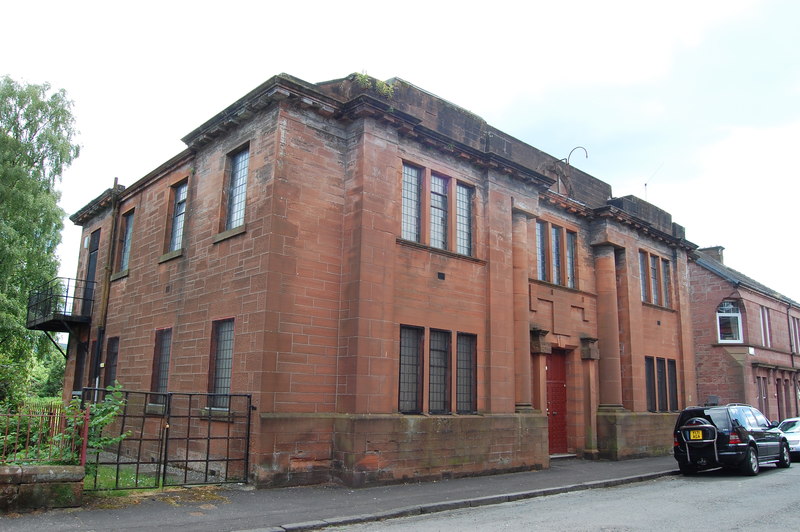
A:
81;388;252;490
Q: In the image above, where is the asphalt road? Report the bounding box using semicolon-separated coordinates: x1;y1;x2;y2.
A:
328;464;800;531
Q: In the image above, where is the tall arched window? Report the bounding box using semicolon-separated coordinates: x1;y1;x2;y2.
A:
716;300;742;343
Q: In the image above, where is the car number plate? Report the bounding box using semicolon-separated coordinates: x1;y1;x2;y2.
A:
690;430;702;440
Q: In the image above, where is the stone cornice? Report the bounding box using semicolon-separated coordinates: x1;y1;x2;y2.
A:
593;205;695;251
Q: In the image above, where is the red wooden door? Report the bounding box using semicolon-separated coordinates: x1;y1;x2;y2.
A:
546;352;568;454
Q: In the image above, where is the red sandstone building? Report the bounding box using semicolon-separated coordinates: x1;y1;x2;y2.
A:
689;246;800;419
48;74;698;486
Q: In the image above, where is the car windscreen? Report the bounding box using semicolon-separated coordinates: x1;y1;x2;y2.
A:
779;420;800;433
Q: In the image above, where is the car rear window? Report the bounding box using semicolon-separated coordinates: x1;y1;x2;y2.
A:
779;420;800;433
707;409;731;430
677;408;731;430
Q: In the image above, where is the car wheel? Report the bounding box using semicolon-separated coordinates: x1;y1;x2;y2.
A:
740;445;759;476
777;442;791;468
679;463;698;475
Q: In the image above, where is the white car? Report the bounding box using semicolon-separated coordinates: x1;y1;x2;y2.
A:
778;417;800;457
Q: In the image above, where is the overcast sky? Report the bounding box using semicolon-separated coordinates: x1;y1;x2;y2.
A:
5;0;800;299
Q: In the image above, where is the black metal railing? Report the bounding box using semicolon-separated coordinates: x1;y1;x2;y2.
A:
26;277;96;330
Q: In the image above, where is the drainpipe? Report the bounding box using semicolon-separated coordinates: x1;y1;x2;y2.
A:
92;178;121;397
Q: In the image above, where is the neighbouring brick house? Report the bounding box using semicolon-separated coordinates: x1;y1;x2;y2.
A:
53;73;697;487
689;246;800;419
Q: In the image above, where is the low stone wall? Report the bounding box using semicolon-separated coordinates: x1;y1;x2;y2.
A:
0;465;84;512
596;409;675;460
252;412;549;488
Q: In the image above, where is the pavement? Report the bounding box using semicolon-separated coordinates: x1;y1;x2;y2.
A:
2;455;678;531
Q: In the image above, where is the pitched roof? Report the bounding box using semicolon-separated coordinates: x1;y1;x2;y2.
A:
694;251;800;307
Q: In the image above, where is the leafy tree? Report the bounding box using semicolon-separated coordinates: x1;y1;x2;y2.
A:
0;76;80;403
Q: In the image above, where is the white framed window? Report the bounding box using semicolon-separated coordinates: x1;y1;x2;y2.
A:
716;300;742;343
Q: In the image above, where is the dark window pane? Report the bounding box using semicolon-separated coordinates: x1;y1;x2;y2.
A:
536;220;548;282
430;175;448;250
429;330;450;413
639;251;648;302
456;183;473;256
668;359;678;411
226;149;249;230
151;329;172;404
104;337;119;388
399;326;422;413
119;211;134;271
210;320;234;408
645;356;656;412
657;358;667;412
566;231;577;288
170;182;188;251
456;333;476;414
401;165;421;242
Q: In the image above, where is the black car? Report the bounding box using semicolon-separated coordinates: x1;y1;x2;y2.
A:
673;403;791;475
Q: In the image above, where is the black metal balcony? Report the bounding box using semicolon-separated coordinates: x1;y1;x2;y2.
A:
26;277;96;332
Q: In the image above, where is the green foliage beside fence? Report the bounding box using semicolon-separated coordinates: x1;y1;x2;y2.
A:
0;385;128;467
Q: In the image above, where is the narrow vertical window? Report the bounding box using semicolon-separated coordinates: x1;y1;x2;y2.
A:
226;148;249;230
429;174;448;250
760;306;772;348
536;220;548;282
399;326;423;413
667;359;678;411
118;210;134;272
566;230;577;289
401;164;421;242
639;251;649;302
792;317;800;353
169;181;188;251
151;328;172;405
650;255;660;306
456;333;477;414
551;226;563;285
656;357;668;412
661;259;671;308
456;183;473;256
210;319;234;408
104;337;119;388
645;356;656;412
429;330;450;414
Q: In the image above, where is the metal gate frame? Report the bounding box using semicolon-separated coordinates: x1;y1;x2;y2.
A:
81;388;252;491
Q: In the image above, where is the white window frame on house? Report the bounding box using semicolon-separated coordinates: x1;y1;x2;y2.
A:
535;219;577;289
716;300;743;343
400;162;475;258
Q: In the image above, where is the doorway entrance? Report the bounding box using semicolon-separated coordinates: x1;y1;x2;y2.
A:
546;350;568;454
